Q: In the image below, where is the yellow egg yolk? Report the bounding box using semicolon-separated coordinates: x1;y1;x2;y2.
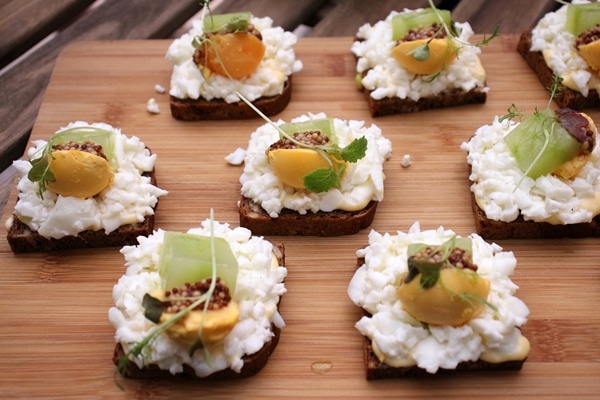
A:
268;148;347;189
397;268;490;326
161;301;240;347
200;33;265;79
46;149;114;198
391;37;458;75
578;40;600;72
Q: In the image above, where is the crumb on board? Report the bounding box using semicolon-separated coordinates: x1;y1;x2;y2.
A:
225;148;246;165
401;154;411;168
146;98;160;114
154;84;166;94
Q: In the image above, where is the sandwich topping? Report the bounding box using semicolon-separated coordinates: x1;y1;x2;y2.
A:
109;219;287;378
462;80;600;224
348;223;530;373
167;13;302;103
530;0;600;96
352;8;487;101
10;122;167;239
240;113;392;217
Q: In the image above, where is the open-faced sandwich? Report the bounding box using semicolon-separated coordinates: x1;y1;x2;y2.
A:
461;79;600;239
517;0;600;109
348;222;530;379
166;9;303;120
110;216;287;380
238;113;392;236
5;122;167;253
351;4;491;116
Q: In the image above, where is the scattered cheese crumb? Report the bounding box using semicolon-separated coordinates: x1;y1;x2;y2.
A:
146;98;160;114
401;154;411;168
154;84;166;94
225;148;246;165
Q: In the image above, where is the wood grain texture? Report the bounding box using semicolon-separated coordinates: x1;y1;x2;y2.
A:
1;36;600;398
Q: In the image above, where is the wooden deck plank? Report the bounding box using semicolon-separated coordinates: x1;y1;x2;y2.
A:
0;0;201;174
451;0;559;33
0;0;96;68
307;0;443;37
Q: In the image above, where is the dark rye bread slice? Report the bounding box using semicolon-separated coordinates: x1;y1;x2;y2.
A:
6;170;158;253
517;30;600;110
239;196;378;236
355;256;526;380
469;190;600;240
363;84;487;117
170;77;292;121
363;336;526;379
114;243;285;380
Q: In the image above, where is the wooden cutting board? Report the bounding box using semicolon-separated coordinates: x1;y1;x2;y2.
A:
1;36;599;398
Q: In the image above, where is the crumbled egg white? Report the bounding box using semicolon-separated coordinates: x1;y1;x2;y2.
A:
239;112;392;217
347;222;529;374
108;219;287;378
154;84;166;94
461;116;600;224
166;16;303;103
225;147;246;166
146;98;160;114
11;121;168;239
530;0;600;96
351;10;487;101
401;154;411;168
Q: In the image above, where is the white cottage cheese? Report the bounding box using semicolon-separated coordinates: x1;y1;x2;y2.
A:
11;122;168;239
348;222;530;373
461;116;600;224
167;16;303;103
530;0;600;97
109;219;287;377
351;10;487;101
239;113;392;217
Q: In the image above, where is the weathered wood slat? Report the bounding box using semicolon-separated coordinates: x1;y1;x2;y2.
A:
0;0;95;68
307;0;443;37
0;0;202;174
451;0;559;33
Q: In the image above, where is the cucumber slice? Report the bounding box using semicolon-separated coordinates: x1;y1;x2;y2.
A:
51;126;116;165
392;8;452;41
158;231;239;293
203;11;252;33
566;3;600;36
278;118;335;140
504;109;582;179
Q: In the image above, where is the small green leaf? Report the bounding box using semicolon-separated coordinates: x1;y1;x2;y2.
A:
142;294;165;324
408;43;430;61
304;168;340;193
188;339;205;357
341;136;367;162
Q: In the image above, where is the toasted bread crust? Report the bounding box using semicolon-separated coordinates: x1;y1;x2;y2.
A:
517;30;600;110
238;196;378;236
170;77;292;120
6;170;157;253
363;336;525;380
114;243;285;380
363;84;487;117
470;190;600;240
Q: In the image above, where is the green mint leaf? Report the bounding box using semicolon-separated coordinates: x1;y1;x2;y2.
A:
303;168;340;193
341;136;367;162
